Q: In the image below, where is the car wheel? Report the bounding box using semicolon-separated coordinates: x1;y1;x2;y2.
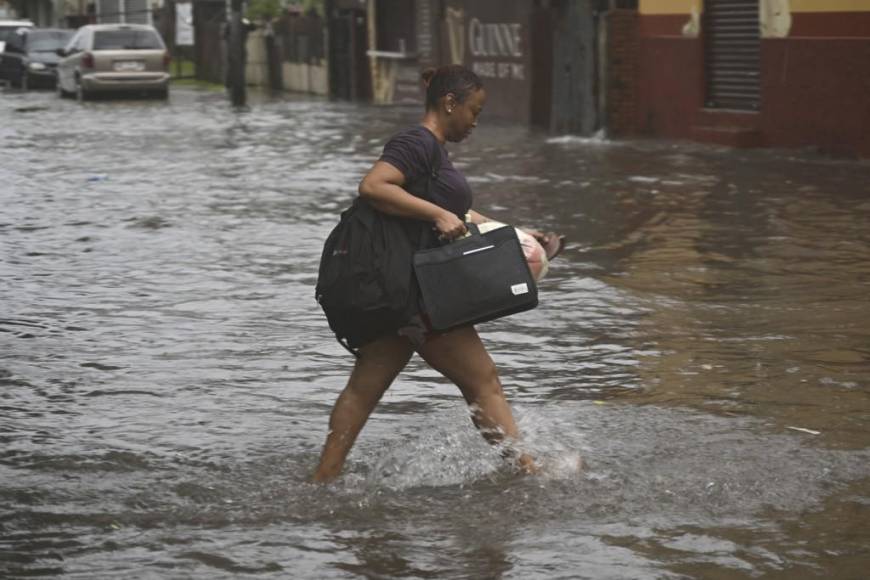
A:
20;72;28;92
156;85;169;100
56;80;67;98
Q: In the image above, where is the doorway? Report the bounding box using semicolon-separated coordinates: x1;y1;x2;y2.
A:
703;0;760;110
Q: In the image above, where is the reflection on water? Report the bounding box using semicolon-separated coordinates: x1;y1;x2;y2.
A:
1;87;869;578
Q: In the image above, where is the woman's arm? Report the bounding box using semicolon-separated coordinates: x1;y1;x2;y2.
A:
359;161;466;239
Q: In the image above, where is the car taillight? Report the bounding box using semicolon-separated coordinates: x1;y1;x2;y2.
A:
82;52;94;68
163;51;171;69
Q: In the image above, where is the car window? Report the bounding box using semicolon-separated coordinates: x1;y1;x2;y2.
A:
0;26;29;44
26;30;74;52
93;29;164;50
2;29;26;52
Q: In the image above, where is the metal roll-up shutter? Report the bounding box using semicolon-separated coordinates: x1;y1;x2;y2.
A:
703;0;760;111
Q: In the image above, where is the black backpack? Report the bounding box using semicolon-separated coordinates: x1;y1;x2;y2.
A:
315;134;441;355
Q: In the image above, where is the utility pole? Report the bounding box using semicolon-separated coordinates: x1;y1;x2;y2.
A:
227;0;246;106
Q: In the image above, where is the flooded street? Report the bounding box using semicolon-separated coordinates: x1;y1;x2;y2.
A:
2;86;869;578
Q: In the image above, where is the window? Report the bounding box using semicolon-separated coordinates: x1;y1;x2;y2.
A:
93;29;164;50
0;25;31;45
27;31;74;52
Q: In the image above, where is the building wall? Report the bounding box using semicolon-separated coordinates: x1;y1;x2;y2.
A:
282;60;328;95
367;0;535;123
3;0;58;26
761;0;870;156
637;0;870;157
369;0;421;104
274;10;328;95
438;0;534;123
0;1;14;19
606;9;640;136
550;0;597;134
636;0;703;140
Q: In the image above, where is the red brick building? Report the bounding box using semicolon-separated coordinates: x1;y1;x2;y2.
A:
623;0;870;157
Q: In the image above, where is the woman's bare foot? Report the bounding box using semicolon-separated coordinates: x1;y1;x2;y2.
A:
517;453;541;475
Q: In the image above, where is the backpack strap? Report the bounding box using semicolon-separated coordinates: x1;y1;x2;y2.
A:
427;129;442;179
417;131;445;250
418;127;442;203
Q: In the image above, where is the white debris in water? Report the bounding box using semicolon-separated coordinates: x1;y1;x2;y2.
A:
467;173;549;184
786;426;821;436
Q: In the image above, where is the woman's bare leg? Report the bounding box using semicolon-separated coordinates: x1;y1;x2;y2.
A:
312;335;414;482
416;326;538;473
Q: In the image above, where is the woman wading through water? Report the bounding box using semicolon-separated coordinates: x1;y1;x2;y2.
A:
313;65;564;483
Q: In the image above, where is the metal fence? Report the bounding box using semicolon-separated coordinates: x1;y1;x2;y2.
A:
192;1;227;84
274;10;325;64
94;0;154;25
140;3;328;88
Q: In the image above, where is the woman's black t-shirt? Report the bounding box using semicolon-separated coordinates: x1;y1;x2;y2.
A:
379;125;473;218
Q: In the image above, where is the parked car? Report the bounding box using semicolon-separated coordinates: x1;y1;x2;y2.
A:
0;19;33;49
0;19;33;84
0;28;74;89
56;23;170;101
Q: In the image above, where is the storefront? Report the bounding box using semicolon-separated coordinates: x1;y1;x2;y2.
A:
440;0;535;122
636;0;870;157
365;0;599;133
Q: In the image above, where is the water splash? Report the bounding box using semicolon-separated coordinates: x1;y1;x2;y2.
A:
546;129;610;145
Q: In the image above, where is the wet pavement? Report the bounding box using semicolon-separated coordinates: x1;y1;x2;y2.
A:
1;85;869;578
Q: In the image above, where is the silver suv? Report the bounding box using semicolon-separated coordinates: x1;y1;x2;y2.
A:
56;23;170;100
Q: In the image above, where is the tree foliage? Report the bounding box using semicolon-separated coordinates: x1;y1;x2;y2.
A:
245;0;324;21
299;0;325;17
246;0;284;21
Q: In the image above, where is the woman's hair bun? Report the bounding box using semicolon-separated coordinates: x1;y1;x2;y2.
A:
421;65;483;110
421;68;437;87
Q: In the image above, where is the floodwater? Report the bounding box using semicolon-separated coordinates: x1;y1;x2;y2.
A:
1;86;869;579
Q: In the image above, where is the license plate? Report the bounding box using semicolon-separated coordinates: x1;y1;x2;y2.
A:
113;60;145;72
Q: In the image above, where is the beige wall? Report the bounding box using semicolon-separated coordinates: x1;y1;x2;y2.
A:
282;60;328;95
245;29;327;95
